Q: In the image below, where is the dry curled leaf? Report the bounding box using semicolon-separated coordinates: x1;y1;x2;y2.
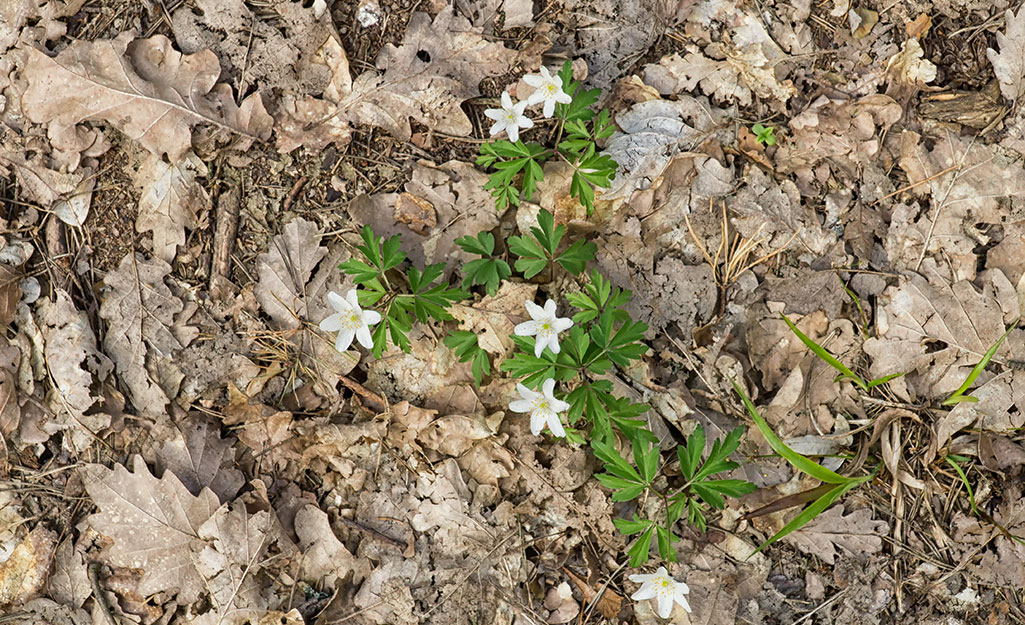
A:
784;505;887;564
254;217;327;330
22;33;272;162
133;151;211;263
0;151;93;226
154;414;245;504
83;455;220;603
36;289;114;451
987;8;1025;102
0;526;56;606
99;253;198;416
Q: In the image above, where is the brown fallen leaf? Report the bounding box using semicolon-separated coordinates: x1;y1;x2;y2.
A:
99;253;198;416
82;455;220;603
133;151;211;263
987;8;1025;102
784;504;887;564
563;566;623;618
448;282;537;356
0;263;20;328
0;150;94;226
222;384;294;456
153;412;245;503
22;33;272;162
36;289;114;451
254;217;327;330
0;526;56;606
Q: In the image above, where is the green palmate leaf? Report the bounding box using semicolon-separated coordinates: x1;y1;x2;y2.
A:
943;320;1018;405
555;239;597;275
627;524;655;566
533;208;562;255
656;525;679;562
679;426;705;481
444;330;491;387
614;516;652;535
455;231;496;256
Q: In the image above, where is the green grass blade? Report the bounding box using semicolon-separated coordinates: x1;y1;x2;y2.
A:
866;372;904;388
731;379;848;485
945;455;979;516
751;481;854;556
942;322;1018;405
780;313;867;390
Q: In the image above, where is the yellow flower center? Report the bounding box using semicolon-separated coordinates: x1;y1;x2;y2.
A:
546;84;556;94
537;318;554;337
340;312;361;331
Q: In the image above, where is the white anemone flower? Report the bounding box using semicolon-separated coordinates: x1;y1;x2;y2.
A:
514;299;573;357
524;66;572;118
509;379;570;437
484;91;533;143
629;566;691;619
319;289;382;352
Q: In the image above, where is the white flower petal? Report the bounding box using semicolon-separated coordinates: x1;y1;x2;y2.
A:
675;592;691;613
489;120;506;136
507;124;519;143
539;66;552;79
530;410;546;435
542;299;558;316
514;320;540;336
518;116;534;130
484;107;506;121
319;313;345;332
547;413;566;437
526;90;546;106
524;300;546;320
512;100;530;116
362;309;382;325
355;325;374;349
523;73;543;87
656;594;674;619
334;328;355;352
631;585;657;600
553;317;574;333
546;334;561;354
327;290;349;312
541;378;556;397
509;399;533;413
543;99;556;118
556;90;572;104
551;397;571;413
629;573;656;584
345;289;361;310
516;383;541;401
500;91;513;108
533;336;546;357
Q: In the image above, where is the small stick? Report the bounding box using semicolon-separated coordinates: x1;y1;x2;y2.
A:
210;185;241;299
88;563;118;625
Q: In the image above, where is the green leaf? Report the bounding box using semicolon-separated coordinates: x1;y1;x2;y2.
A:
627;524;655;566
656;525;678;561
732;379;849;485
943;321;1018;405
780;313;868;390
634;439;659;484
454;231;495;256
444;330;491;387
752;480;863;556
554;239;596;275
614;516;652;535
679;425;705;480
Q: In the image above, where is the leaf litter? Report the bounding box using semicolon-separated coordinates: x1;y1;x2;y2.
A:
3;0;1025;624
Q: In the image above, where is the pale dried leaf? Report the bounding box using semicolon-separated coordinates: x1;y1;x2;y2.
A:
987;9;1025;101
36;289;113;451
0;151;93;226
154;414;245;503
785;505;887;564
502;0;534;27
134;152;211;263
195;504;276;619
448;282;537;355
48;540;91;609
83;455;220;603
0;526;56;606
864;272;1013;407
22;33;272;162
294;504;358;586
99;253;198;416
254;217;327;330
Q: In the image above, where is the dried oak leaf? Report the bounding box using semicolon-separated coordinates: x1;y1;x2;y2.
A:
987;8;1025;102
0;526;56;606
134;151;211;263
864;272;1017;411
0;151;93;226
154;413;245;503
293;504;359;587
448;282;537;355
280;7;518;148
82;455;220;603
36;289;114;451
784;505;887;564
600;97;727;205
254;217;327;330
22;33;272;163
99;253;198;416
